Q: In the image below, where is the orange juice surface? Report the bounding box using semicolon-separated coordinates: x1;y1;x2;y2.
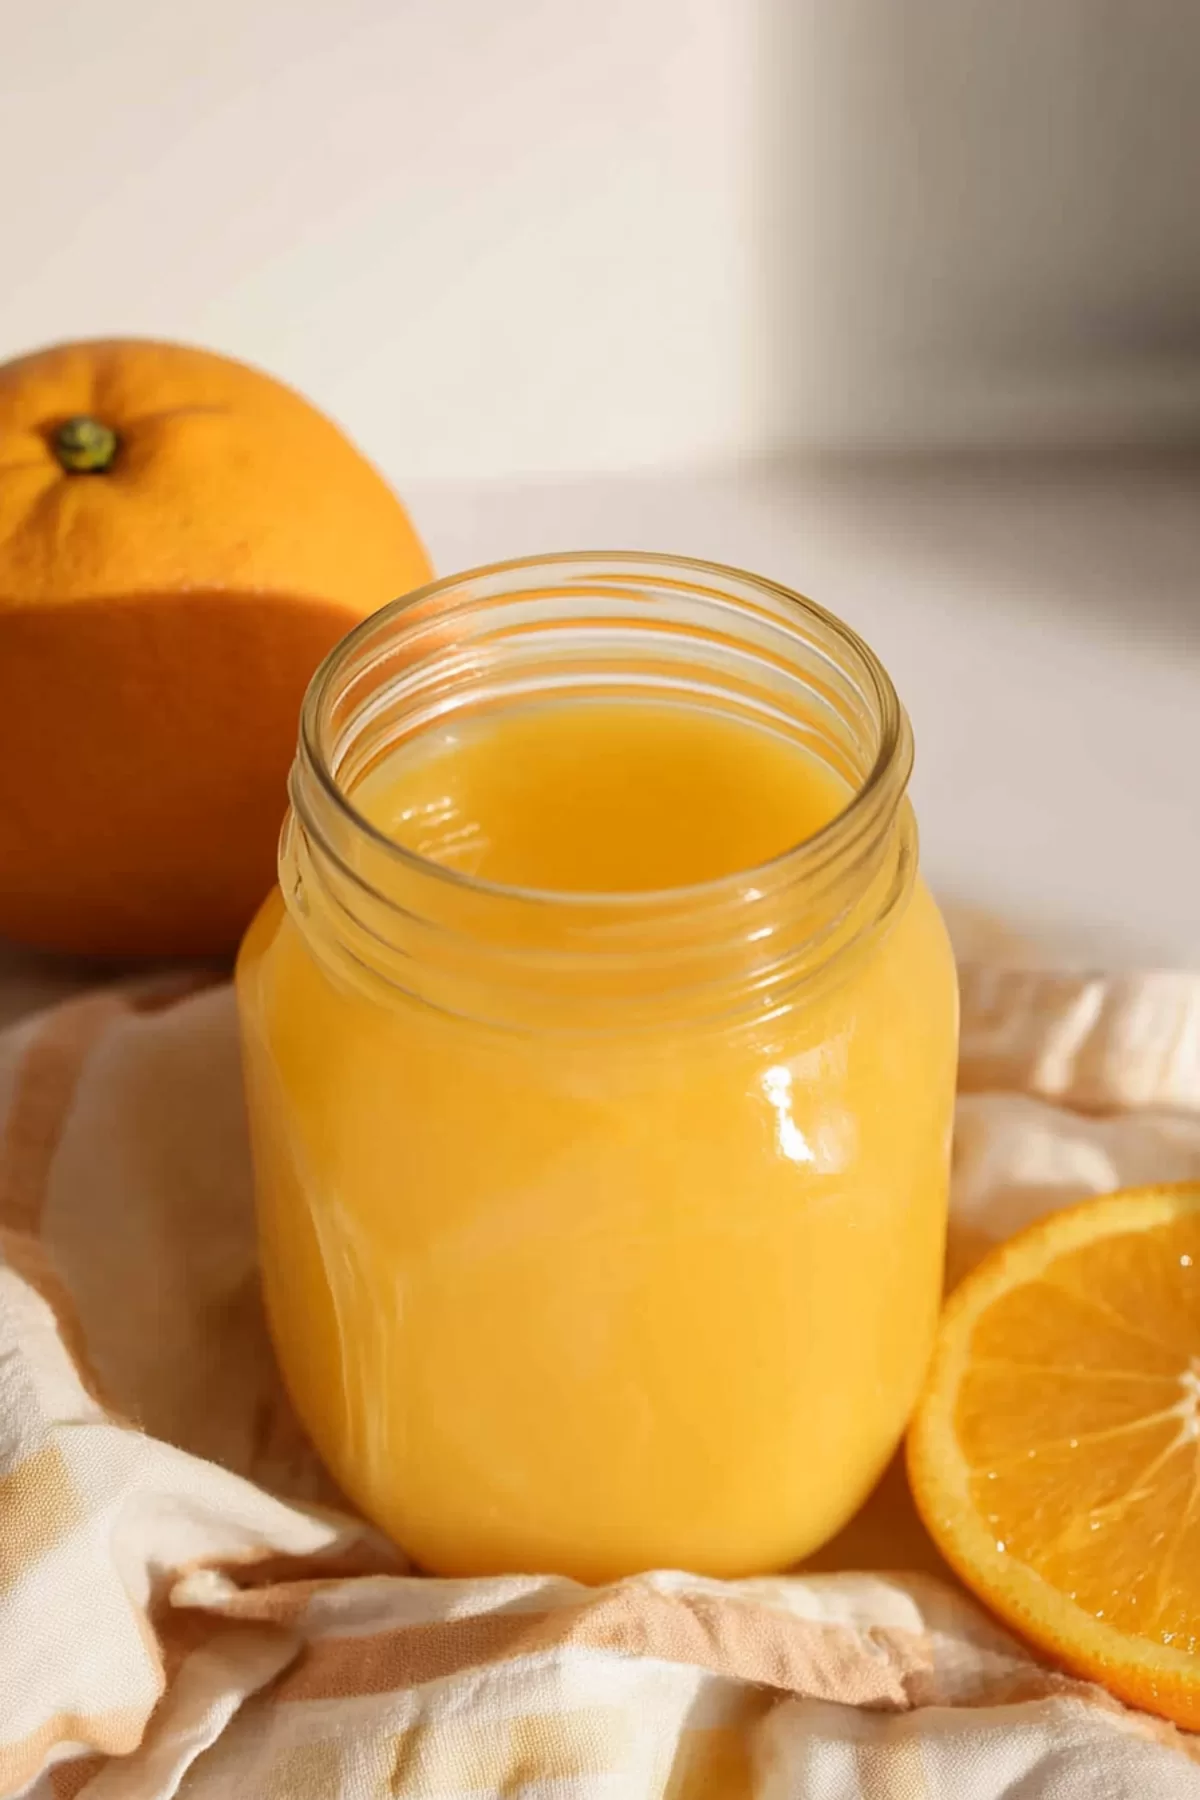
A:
238;698;958;1579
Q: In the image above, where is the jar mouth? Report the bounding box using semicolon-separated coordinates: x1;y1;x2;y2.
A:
286;551;916;1032
297;549;911;914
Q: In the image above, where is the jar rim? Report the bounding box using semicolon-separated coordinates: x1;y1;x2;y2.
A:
297;549;911;914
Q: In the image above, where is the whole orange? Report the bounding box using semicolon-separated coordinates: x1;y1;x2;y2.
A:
0;339;431;957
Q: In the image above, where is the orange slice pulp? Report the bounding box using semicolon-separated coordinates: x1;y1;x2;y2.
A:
908;1184;1200;1727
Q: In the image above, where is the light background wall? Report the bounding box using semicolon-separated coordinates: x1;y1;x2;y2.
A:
3;0;1199;479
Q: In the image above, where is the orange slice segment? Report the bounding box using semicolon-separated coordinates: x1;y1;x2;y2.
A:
908;1184;1200;1727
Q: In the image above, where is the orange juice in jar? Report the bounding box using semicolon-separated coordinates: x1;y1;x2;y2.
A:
237;554;958;1581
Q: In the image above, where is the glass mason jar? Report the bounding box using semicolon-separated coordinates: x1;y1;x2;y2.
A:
236;553;959;1582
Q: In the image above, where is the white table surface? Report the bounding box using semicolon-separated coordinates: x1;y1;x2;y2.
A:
3;453;1198;1025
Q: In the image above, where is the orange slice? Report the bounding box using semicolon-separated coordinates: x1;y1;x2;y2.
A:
908;1184;1200;1727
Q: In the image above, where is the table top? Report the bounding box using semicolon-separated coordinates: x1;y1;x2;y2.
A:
4;452;1198;1026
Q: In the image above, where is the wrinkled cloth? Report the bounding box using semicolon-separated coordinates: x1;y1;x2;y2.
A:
2;957;1200;1799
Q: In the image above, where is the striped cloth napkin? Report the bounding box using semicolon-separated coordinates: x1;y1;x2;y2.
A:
2;954;1200;1798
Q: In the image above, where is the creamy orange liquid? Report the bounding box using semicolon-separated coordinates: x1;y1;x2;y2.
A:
359;702;848;890
238;699;958;1580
